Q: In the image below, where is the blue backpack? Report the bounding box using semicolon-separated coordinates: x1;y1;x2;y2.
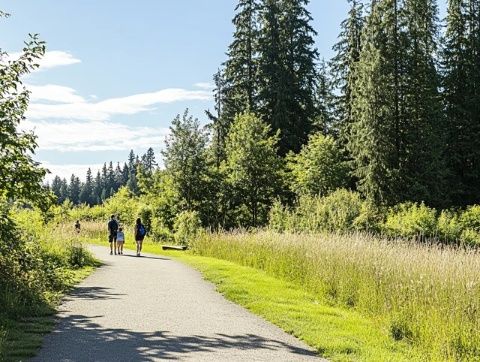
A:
138;224;146;237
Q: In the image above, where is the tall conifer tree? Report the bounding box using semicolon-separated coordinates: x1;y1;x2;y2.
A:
443;0;480;205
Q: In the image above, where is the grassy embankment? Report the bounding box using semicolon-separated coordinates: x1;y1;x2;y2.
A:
82;221;480;361
0;217;98;361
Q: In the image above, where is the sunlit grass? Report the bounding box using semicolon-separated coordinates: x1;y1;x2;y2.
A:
82;222;480;360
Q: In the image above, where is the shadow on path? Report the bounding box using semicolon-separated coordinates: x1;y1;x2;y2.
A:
43;313;318;361
64;286;126;301
121;254;170;261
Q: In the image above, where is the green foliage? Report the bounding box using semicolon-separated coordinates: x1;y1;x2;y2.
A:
349;0;444;206
383;202;438;239
437;210;462;243
103;186;139;225
287;133;348;196
270;189;380;234
173;211;201;246
150;217;174;243
223;112;283;227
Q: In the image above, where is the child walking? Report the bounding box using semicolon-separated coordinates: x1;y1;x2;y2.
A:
116;227;125;255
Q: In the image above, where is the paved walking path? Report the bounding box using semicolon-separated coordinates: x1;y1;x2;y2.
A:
32;245;321;361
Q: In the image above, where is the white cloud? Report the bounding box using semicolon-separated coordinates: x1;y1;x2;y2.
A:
194;82;215;90
27;84;85;103
22;120;170;152
7;50;81;71
27;88;212;121
42;162;105;183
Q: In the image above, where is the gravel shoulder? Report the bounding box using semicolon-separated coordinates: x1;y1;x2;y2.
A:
32;245;322;361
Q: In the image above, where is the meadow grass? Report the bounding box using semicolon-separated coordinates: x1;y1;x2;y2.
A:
191;231;480;361
81;221;480;360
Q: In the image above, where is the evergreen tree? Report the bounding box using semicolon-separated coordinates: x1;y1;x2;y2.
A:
258;0;319;155
92;171;102;204
79;168;93;205
68;174;81;204
59;178;69;204
314;60;335;135
51;176;63;202
223;0;261;123
443;0;480;205
207;68;229;167
114;163;123;190
402;0;445;205
330;0;364;142
141;147;157;174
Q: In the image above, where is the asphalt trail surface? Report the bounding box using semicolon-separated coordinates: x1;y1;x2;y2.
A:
32;245;321;361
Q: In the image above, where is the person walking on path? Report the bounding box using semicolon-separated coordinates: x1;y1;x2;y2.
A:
116;227;125;255
108;215;119;255
134;218;146;257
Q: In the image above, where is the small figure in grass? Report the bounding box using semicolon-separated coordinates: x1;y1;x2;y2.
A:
74;220;81;234
135;218;147;257
116;227;125;255
107;215;119;255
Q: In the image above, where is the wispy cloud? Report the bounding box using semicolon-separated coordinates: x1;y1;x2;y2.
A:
27;84;85;103
22;120;170;152
7;50;81;71
194;82;215;90
27;88;212;121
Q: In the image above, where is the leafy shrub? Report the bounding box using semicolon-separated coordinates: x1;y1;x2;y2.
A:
150;216;174;243
459;229;480;247
459;205;480;232
286;133;349;196
173;211;201;246
383;202;438;239
437;210;462;243
268;200;289;233
137;203;153;231
269;189;379;234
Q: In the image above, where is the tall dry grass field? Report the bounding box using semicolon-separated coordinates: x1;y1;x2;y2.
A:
192;231;480;361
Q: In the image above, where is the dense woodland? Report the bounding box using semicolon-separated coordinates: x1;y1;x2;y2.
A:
53;0;480;230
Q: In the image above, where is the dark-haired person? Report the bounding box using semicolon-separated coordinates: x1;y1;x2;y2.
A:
134;218;146;257
74;220;81;233
107;215;119;255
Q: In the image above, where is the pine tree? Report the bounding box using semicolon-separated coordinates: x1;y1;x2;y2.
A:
59;178;68;203
330;0;364;142
68;174;81;204
207;68;229;167
223;0;260;123
79;168;93;205
314;60;335;135
349;0;408;204
92;171;103;204
51;176;63;202
258;0;319;155
402;0;445;205
142;147;157;174
443;0;480;205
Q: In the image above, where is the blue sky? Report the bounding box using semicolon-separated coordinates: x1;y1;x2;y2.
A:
1;1;445;181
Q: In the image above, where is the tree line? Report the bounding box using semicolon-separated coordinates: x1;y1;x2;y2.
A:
49;148;157;205
53;0;480;229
